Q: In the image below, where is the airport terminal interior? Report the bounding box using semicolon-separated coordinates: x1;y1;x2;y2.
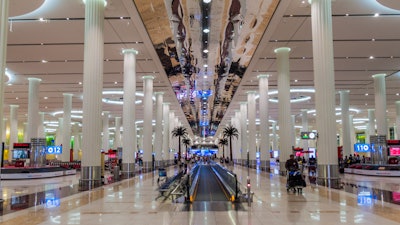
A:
1;0;400;224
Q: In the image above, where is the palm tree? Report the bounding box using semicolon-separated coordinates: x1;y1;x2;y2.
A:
182;136;192;160
171;126;188;161
218;138;228;160
223;124;239;162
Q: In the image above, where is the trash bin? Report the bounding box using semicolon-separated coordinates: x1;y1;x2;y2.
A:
113;166;120;181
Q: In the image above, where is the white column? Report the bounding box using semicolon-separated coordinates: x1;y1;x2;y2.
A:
169;111;175;161
122;48;138;177
257;74;270;169
113;117;121;149
154;92;164;165
349;114;356;155
72;123;80;161
27;78;41;140
102;111;109;151
2;118;6;143
275;47;291;175
373;74;387;136
0;0;9;153
340;90;351;157
62;93;73;162
247;91;256;167
162;103;170;165
56;118;64;152
23;123;28;143
272;121;277;152
9;105;18;163
240;102;248;165
291;115;296;148
234;111;241;162
37;112;45;138
367;109;376;143
81;0;106;187
301;109;309;158
310;0;339;187
396;101;400;140
142;76;154;170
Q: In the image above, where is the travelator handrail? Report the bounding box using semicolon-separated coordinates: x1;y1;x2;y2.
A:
188;163;200;202
210;162;241;202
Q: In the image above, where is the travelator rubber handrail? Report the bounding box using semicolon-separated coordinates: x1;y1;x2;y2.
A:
157;170;185;200
210;163;241;202
188;164;201;202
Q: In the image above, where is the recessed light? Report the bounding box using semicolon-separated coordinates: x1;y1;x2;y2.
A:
39;18;45;22
369;56;374;59
203;49;209;53
365;93;369;96
397;93;399;96
44;96;48;100
66;18;70;20
372;38;375;41
345;13;349;16
41;59;48;63
203;28;210;33
204;75;208;78
204;64;208;67
120;17;124;19
15;97;18;100
374;13;380;17
114;81;118;84
203;0;211;3
78;82;82;85
294;79;298;82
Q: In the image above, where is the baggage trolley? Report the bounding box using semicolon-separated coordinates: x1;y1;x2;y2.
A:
286;170;306;193
157;168;167;184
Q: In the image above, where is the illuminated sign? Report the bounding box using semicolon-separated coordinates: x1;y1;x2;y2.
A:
13;143;31;148
390;147;400;156
357;191;374;206
354;143;371;153
45;146;62;154
300;131;317;139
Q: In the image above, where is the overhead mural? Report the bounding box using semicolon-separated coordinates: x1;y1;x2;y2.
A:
133;0;279;137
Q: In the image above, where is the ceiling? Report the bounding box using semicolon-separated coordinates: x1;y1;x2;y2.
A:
3;0;400;142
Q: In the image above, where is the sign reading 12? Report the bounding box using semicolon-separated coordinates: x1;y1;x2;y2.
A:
46;146;63;154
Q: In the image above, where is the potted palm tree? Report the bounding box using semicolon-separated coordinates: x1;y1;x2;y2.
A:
218;138;228;160
223;124;239;163
182;136;192;160
171;126;188;161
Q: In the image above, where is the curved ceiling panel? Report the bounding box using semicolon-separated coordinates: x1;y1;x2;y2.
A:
9;0;45;17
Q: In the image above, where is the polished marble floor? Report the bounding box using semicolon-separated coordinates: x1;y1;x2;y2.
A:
0;163;400;225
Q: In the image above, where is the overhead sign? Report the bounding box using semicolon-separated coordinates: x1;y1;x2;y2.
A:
354;143;371;153
45;146;62;154
300;131;317;140
13;143;31;148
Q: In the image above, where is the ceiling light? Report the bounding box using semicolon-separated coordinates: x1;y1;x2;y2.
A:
204;64;208;67
374;13;380;17
365;93;369;96
345;14;349;16
372;38;375;41
203;28;210;33
78;82;82;85
39;18;45;22
397;93;399;96
369;56;374;59
203;0;211;3
41;59;48;63
294;79;298;82
114;81;118;84
44;97;48;100
66;18;70;20
204;75;208;78
203;49;209;53
120;17;124;19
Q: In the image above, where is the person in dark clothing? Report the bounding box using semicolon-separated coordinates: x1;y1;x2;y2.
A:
285;154;299;172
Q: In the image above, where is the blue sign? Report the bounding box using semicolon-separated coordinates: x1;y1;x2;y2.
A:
45;146;62;154
354;143;371;153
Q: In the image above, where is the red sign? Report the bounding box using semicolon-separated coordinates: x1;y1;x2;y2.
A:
13;143;31;148
388;140;400;145
390;147;400;156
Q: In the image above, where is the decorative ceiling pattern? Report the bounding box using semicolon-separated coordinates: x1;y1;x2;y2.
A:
133;0;279;137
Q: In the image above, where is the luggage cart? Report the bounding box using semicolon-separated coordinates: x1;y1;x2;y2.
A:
286;170;306;193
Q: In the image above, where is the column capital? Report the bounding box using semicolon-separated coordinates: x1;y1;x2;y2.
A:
240;101;247;105
82;0;107;7
28;77;42;82
339;90;350;93
154;92;164;95
163;102;170;105
372;73;386;79
257;74;270;79
122;48;139;55
10;104;19;108
246;91;257;94
142;75;154;80
274;47;291;54
63;93;73;97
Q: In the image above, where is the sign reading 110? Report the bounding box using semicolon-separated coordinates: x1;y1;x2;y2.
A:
46;146;63;154
354;143;371;153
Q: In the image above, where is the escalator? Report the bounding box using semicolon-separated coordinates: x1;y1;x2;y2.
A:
193;164;231;201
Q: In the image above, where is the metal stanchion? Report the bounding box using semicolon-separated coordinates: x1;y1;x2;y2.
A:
247;176;251;207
